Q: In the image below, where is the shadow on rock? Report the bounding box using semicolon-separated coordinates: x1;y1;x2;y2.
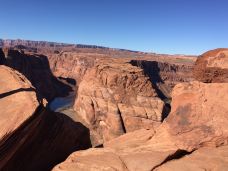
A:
130;60;171;120
0;48;74;101
0;105;92;171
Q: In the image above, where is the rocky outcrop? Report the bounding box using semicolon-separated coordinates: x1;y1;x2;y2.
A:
0;65;39;139
151;81;228;151
71;56;194;145
154;146;228;171
53;80;228;171
1;39;206;170
130;60;194;99
194;48;228;83
73;59;165;145
53;51;228;171
48;52;96;82
0;48;72;101
0;66;91;171
0;39;196;85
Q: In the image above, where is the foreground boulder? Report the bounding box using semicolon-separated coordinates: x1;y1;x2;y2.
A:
150;81;228;151
194;48;228;83
0;65;39;140
0;66;91;171
73;58;165;145
53;81;228;171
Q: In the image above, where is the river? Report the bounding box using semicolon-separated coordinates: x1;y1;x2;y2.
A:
48;92;76;112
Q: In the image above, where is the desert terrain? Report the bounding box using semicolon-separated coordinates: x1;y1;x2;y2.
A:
0;39;227;171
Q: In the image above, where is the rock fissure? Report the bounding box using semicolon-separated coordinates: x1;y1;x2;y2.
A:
151;149;194;171
117;107;127;134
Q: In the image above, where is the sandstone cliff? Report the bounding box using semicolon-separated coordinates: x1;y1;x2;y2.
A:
1;39;207;171
53;81;228;171
70;55;194;145
194;48;228;83
0;48;72;101
52;49;228;171
130;60;194;99
0;66;91;171
73;58;165;145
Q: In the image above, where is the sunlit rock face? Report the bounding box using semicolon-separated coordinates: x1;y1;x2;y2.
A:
0;66;91;171
53;81;228;171
52;49;228;171
194;48;228;83
73;58;165;145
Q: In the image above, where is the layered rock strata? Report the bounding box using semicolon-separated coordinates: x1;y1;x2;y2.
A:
53;49;228;171
73;59;165;145
0;48;72;101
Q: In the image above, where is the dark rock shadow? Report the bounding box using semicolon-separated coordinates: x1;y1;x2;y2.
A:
0;88;35;99
0;49;6;64
130;60;166;99
129;60;171;120
58;77;76;86
0;105;92;171
0;48;74;101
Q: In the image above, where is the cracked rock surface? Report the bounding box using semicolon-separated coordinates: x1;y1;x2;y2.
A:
73;58;165;145
52;49;228;171
53;81;228;171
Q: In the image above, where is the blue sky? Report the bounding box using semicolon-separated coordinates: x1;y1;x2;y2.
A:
0;0;227;55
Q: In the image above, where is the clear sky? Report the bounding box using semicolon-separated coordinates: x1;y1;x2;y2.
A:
0;0;227;55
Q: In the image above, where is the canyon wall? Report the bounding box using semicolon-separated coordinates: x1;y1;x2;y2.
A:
0;39;201;170
0;41;195;147
73;59;165;145
53;48;228;171
0;66;91;171
130;60;194;99
0;48;72;101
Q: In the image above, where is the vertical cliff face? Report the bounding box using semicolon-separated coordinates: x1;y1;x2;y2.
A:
73;59;166;145
53;81;228;171
52;49;228;171
130;60;194;99
0;48;73;101
0;66;91;171
48;52;96;82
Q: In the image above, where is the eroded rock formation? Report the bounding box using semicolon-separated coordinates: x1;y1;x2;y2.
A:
130;60;194;99
0;66;91;171
48;52;96;82
53;80;228;171
3;39;223;171
0;48;72;101
52;49;228;171
73;58;166;145
194;48;228;83
0;66;39;140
